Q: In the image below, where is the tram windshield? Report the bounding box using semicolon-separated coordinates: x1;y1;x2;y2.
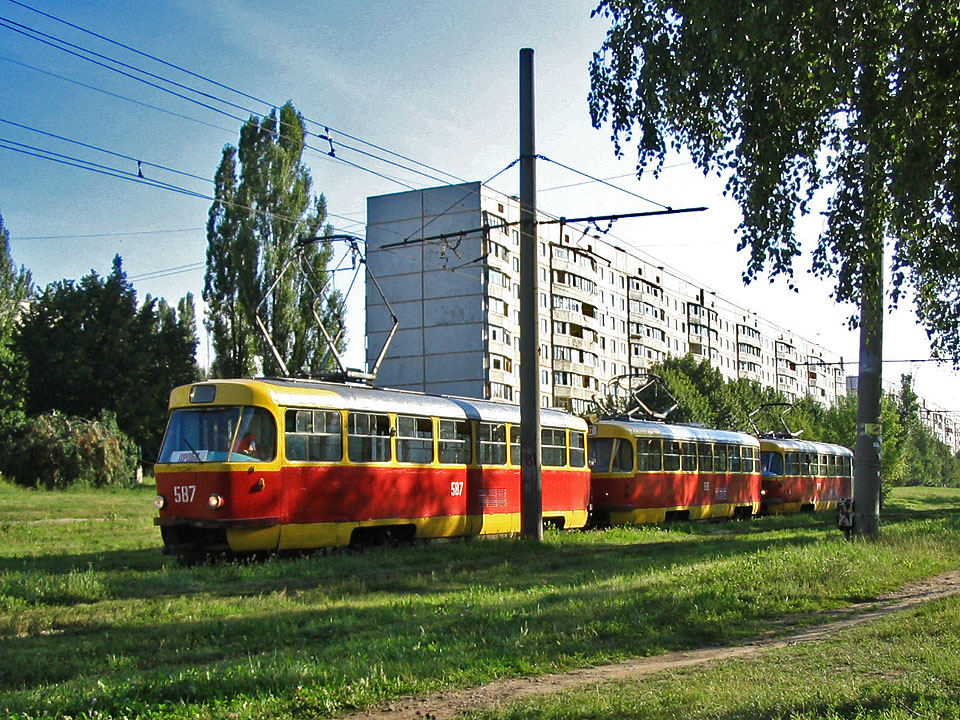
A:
760;450;783;477
158;406;276;463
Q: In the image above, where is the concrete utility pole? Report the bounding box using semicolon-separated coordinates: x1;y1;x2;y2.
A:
519;47;543;540
852;239;883;537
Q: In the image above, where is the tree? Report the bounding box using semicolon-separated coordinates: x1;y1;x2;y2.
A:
16;256;199;457
204;101;345;378
0;213;32;431
588;1;960;535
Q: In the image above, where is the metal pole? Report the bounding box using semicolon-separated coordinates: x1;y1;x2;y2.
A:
519;47;542;540
852;239;883;537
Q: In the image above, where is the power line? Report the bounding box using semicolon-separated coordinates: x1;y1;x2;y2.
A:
0;137;210;199
536;155;672;210
0;54;236;133
15;227;204;240
128;262;205;281
3;2;465;191
0;116;210;184
0;16;249;124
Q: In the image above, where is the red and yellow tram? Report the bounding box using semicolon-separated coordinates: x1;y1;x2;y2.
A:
588;420;762;524
154;378;590;557
758;437;853;514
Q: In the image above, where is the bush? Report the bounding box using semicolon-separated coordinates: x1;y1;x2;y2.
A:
0;410;139;489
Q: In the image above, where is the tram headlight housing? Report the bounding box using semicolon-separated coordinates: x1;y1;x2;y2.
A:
154;495;166;510
207;494;225;510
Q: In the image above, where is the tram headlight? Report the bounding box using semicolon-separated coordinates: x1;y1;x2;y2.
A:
154;495;166;510
207;494;225;510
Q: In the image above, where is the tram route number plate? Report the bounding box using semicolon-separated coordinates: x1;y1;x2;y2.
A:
173;485;197;503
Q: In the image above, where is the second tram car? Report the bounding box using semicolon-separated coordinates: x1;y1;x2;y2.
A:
154;378;591;558
588;420;763;524
758;437;853;514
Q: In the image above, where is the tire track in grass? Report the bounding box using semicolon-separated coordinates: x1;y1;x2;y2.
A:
340;569;960;720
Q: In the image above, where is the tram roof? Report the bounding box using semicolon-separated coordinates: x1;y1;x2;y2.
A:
177;377;586;430
593;419;758;445
758;436;853;456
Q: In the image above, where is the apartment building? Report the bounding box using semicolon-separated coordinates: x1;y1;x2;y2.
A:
365;182;847;413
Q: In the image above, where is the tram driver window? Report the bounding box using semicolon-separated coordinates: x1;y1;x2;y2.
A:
347;412;391;463
612;437;634;473
233;407;276;462
588;437;615;473
761;451;783;476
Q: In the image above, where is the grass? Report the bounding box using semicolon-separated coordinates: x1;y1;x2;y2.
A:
467;594;960;720
0;480;958;719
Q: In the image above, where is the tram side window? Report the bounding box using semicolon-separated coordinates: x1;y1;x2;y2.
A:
542;428;566;467
742;446;757;473
397;415;434;464
285;409;342;462
827;454;837;476
801;453;813;476
729;445;742;473
569;431;586;468
663;441;681;471
698;443;713;473
713;443;728;473
479;422;507;465
588;437;614;473
843;456;853;477
438;419;472;464
347;412;391;463
637;438;661;471
612;437;634;473
785;452;801;476
680;442;697;471
509;425;520;466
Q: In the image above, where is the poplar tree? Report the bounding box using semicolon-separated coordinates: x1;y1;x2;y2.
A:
0;213;31;429
204;101;344;378
588;0;960;535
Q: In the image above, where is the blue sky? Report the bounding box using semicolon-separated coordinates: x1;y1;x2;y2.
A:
1;0;956;409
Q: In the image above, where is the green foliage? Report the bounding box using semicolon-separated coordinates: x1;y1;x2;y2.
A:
204;101;346;379
589;0;960;354
15;256;200;458
0;410;139;489
598;354;960;489
0;213;32;431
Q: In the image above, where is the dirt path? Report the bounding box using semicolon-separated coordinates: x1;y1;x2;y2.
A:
340;569;960;720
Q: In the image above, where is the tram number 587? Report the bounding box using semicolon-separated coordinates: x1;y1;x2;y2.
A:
173;485;197;503
450;481;464;497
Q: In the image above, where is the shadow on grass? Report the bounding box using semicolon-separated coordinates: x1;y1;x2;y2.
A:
2;504;958;716
0;547;166;575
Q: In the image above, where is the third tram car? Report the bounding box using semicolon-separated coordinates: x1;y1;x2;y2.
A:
758;437;853;514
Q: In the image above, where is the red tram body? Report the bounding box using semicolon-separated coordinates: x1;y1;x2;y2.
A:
154;379;591;557
758;437;853;514
588;420;763;524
